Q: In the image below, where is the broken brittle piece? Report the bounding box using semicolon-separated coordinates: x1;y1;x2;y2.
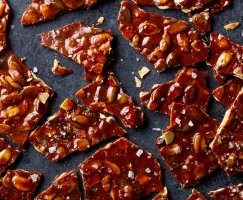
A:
210;88;243;175
29;98;125;162
52;59;73;76
189;11;211;35
140;68;211;115
187;189;207;200
153;187;169;200
0;0;10;52
39;22;113;81
132;0;230;14
209;184;243;200
156;103;219;187
0;138;20;174
76;72;144;128
21;0;99;26
0;50;54;147
34;170;81;200
212;78;243;108
79;137;163;200
0;169;42;200
117;1;208;73
207;32;243;83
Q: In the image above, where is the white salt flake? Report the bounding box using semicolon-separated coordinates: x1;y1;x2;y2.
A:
49;146;56;154
128;171;134;179
145;168;151;173
30;174;39;182
33;67;38;73
191;72;197;79
175;117;181;125
181;109;186;114
136;149;143;157
188;120;194;127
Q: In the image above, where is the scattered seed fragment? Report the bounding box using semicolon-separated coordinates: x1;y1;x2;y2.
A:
97;17;104;25
135;76;142;88
138;67;150;78
224;22;240;30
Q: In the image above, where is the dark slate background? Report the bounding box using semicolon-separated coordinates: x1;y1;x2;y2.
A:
4;0;243;199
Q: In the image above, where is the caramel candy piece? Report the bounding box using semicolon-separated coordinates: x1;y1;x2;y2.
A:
21;0;99;26
0;169;41;200
35;170;81;200
0;138;20;174
209;184;243;199
156;103;219;187
0;50;54;147
39;22;113;81
76;72;144;128
140;68;211;115
207;32;243;83
79;137;163;200
117;1;208;73
211;88;243;175
187;189;207;200
29;98;126;162
212;78;243;108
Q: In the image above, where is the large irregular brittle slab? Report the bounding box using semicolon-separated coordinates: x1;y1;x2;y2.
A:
131;0;230;13
212;78;243;108
156;103;219;187
117;1;208;73
0;0;10;52
79;137;163;200
28;98;126;162
187;189;207;200
34;170;81;200
0;50;54;147
210;88;243;175
21;0;99;26
76;72;144;128
207;32;243;83
140;68;211;115
153;187;169;200
0;169;42;200
39;22;113;81
209;184;243;200
0;138;20;174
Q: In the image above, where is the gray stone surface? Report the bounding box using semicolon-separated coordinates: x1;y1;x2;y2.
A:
5;0;243;199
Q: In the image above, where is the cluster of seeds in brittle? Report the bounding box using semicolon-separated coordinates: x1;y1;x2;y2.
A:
76;72;144;128
79;138;163;200
207;32;243;83
156;103;219;187
39;22;114;81
0;169;41;200
118;1;208;72
21;0;99;26
0;50;54;147
0;138;20;174
140;68;211;115
28;98;125;162
35;170;81;200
